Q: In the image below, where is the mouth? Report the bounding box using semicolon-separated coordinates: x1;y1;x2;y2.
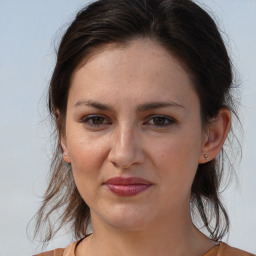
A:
104;177;153;197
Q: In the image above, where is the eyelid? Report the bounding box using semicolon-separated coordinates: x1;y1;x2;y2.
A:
144;114;176;127
79;114;176;129
81;114;111;128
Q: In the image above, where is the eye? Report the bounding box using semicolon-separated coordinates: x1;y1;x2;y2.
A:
81;115;110;128
146;115;175;127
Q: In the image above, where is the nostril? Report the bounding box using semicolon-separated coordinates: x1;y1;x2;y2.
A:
108;147;144;169
111;162;119;168
108;128;145;168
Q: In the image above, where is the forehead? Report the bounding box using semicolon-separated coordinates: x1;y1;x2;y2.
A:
69;39;199;109
74;38;190;82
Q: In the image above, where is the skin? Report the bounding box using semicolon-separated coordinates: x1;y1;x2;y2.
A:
61;39;231;256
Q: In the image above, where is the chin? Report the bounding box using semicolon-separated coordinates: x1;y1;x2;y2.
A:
95;203;154;231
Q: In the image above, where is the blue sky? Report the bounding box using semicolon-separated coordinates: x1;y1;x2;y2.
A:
0;1;255;255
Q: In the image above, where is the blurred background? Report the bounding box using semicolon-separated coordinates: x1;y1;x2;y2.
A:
0;0;255;255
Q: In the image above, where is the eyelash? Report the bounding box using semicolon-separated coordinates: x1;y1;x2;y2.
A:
81;115;110;128
81;114;176;128
146;115;176;127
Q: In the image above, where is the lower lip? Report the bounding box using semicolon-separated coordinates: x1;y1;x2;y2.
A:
105;184;152;196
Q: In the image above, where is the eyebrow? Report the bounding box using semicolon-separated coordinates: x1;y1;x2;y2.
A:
137;101;185;112
74;100;114;111
74;100;185;112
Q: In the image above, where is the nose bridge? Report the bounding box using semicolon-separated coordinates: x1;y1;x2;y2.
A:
108;121;143;168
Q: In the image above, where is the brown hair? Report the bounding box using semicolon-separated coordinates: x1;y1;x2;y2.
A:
34;0;239;243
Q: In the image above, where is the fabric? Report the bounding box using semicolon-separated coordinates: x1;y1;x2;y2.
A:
34;241;255;256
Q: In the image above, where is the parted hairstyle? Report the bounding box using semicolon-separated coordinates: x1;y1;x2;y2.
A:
34;0;240;243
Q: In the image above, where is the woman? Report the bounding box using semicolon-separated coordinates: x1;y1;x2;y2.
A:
33;0;254;255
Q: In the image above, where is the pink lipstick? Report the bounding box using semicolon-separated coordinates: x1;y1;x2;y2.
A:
104;177;152;197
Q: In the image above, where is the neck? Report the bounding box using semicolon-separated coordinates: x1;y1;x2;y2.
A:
77;208;215;256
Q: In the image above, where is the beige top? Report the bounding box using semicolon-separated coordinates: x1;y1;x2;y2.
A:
34;240;255;256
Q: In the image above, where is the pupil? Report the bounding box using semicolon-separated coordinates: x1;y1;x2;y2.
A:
93;117;103;124
154;117;165;125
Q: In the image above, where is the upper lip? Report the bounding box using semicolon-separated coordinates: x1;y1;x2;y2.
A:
104;177;152;185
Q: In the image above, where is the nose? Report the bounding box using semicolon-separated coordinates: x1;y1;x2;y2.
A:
108;124;144;169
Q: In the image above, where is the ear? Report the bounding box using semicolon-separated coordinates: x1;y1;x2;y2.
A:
199;108;231;163
55;108;71;164
60;136;71;163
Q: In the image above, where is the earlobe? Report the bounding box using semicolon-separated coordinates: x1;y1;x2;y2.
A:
56;108;71;163
61;137;71;163
199;108;231;164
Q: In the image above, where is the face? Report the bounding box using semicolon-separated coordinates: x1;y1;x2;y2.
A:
62;39;207;231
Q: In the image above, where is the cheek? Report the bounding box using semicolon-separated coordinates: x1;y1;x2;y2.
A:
66;129;110;195
149;126;202;192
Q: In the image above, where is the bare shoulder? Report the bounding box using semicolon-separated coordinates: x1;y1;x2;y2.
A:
220;242;255;256
33;248;64;256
